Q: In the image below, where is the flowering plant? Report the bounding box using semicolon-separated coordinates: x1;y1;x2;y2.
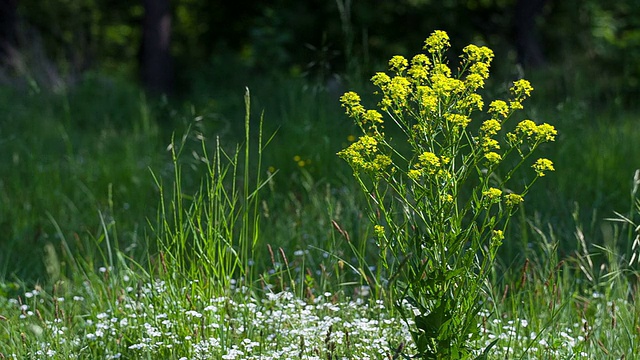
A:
338;30;556;359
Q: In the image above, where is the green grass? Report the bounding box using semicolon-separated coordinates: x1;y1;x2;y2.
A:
1;61;640;358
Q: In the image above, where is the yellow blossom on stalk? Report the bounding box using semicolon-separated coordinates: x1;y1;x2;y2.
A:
515;120;538;138
535;123;557;142
371;72;391;89
432;63;452;77
417;86;438;113
418;151;440;168
510;79;534;98
408;65;429;82
408;169;423;181
387;76;412;106
488;100;510;119
469;62;490;79
340;92;365;118
484;152;502;165
465;73;485;90
431;74;464;96
458;93;484;111
480;119;501;136
411;54;431;67
532;158;555;177
362;109;384;125
463;44;494;63
424;30;450;54
481;138;500;151
372;154;393;171
483;187;502;202
389;55;409;73
446;113;471;129
491;230;504;247
374;225;385;238
442;194;454;203
509;100;524;111
505;193;524;207
338;135;392;175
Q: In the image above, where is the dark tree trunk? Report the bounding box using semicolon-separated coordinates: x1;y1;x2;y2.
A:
141;0;173;95
0;0;18;66
514;0;547;68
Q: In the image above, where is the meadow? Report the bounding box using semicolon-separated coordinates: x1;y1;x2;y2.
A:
1;44;640;359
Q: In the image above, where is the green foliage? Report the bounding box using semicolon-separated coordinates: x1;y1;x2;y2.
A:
338;31;556;358
152;89;270;294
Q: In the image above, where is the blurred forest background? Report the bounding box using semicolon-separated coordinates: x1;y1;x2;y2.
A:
1;0;639;97
1;0;640;280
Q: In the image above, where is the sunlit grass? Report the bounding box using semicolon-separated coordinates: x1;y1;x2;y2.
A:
1;70;640;358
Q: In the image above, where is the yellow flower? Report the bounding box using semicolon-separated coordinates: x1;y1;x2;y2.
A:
509;100;524;111
515;120;538;138
424;30;450;54
481;138;500;151
480;119;501;136
432;63;452;77
431;74;464;96
532;158;554;177
465;73;485;90
513;120;557;144
491;230;504;247
505;193;524;207
469;62;490;79
374;225;385;238
446;113;471;129
483;187;502;201
387;76;412;105
408;66;429;82
371;72;391;88
484;151;502;164
418;151;440;168
389;55;408;73
488;100;509;118
408;169;423;180
536;123;557;142
463;44;494;63
363;109;384;125
411;54;431;67
338;135;382;174
510;79;533;98
417;86;438;113
340;91;365;118
458;93;484;111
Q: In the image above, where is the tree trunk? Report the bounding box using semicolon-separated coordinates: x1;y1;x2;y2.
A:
514;0;547;68
0;0;18;67
141;0;173;95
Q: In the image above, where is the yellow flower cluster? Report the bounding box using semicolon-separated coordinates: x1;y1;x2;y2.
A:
424;30;450;54
374;225;385;238
488;100;510;119
532;158;555;177
508;79;534;111
360;30;496;130
483;187;503;203
389;55;409;74
508;119;558;145
340;92;365;118
504;193;524;207
408;151;451;180
337;135;392;175
339;91;385;132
